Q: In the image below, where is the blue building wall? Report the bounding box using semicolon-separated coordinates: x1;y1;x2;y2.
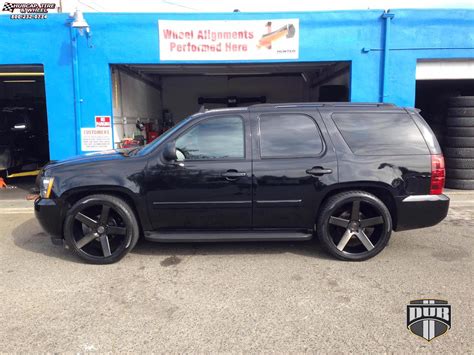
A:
0;9;473;160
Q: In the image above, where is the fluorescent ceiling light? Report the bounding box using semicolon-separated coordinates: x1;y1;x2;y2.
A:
0;73;44;77
3;80;37;83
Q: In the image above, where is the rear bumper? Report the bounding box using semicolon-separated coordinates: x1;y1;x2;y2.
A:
394;194;450;231
34;198;64;244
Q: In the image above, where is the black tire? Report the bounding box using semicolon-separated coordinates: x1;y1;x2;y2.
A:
445;158;474;169
446;169;474;179
447;108;474;117
446;127;474;137
446;116;474;127
317;191;392;261
444;136;474;148
64;194;139;264
448;96;474;108
444;147;474;158
445;179;474;190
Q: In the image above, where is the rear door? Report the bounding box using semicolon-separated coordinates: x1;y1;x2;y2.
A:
250;108;338;230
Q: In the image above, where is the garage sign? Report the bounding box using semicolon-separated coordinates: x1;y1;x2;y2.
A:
158;19;299;61
81;128;113;152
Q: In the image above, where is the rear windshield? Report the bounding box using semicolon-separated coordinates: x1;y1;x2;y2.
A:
332;112;429;155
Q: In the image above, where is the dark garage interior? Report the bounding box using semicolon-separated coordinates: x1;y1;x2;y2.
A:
0;65;49;174
0;65;49;191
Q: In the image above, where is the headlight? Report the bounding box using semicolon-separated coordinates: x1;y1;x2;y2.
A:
39;177;55;199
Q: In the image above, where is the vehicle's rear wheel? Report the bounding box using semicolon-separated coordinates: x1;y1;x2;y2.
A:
317;191;392;261
64;194;139;264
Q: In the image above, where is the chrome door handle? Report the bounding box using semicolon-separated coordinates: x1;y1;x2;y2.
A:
306;167;333;176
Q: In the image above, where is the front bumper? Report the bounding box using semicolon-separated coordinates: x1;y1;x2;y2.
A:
34;197;64;244
394;194;450;231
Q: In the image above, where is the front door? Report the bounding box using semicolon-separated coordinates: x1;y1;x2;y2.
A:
146;114;252;230
250;110;338;230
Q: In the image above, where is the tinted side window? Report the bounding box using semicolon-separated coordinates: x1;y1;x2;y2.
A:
259;114;324;158
176;115;244;160
332;113;429;155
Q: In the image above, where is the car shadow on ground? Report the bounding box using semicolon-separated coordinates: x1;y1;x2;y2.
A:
132;237;332;260
11;217;82;263
12;217;333;263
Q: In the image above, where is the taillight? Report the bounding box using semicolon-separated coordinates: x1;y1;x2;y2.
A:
430;154;445;195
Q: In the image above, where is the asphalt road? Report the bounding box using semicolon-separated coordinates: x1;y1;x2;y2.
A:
0;192;472;353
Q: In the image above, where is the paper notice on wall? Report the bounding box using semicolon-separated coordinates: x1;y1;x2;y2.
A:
81;128;113;151
158;19;299;61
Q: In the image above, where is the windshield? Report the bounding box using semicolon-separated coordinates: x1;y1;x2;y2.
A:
136;115;194;156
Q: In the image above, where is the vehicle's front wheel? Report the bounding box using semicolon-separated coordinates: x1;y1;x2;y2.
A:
64;194;139;264
317;191;392;261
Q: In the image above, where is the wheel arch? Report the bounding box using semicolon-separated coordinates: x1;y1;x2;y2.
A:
60;185;150;234
317;182;398;229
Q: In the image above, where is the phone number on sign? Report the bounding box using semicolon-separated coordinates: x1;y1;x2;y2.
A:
10;14;47;20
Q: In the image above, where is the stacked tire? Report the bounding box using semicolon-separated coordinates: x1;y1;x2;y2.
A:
444;96;474;190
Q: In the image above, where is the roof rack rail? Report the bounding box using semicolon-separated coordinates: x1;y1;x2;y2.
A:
251;102;396;109
329;102;395;107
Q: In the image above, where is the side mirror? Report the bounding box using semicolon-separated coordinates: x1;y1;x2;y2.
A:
162;142;177;162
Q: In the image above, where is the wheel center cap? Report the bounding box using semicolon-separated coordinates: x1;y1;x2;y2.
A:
97;226;105;234
350;221;359;230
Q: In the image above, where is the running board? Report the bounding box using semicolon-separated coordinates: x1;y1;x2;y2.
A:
144;231;313;243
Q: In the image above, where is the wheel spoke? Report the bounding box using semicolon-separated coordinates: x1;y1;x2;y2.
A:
99;205;111;225
336;229;353;251
356;230;375;251
75;212;97;229
100;235;112;257
76;232;98;249
360;216;384;228
351;200;360;220
106;226;127;235
329;216;350;228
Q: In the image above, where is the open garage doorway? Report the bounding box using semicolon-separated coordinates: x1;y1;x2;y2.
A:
0;65;49;185
415;59;474;190
110;62;350;148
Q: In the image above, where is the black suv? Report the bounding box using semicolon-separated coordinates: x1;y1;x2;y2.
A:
35;103;449;264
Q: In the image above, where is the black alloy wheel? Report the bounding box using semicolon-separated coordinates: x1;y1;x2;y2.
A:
317;191;392;261
64;194;139;264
